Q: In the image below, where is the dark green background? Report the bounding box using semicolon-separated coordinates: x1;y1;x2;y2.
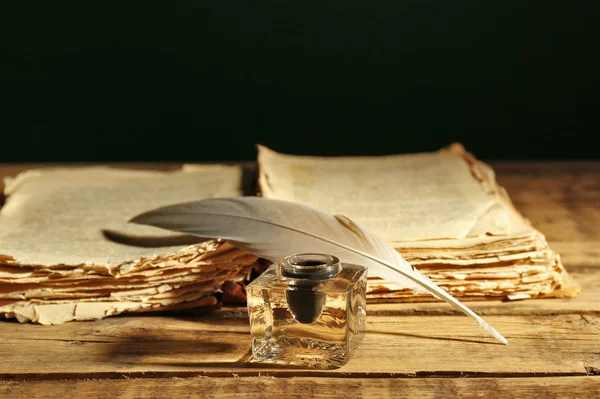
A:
1;1;599;162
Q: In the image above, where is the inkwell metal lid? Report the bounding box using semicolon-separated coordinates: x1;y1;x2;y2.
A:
280;253;342;324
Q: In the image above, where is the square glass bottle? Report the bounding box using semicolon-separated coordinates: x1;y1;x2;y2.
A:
246;253;367;369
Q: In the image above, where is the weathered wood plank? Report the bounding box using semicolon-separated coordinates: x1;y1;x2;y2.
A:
1;376;599;399
492;161;600;268
0;314;597;378
0;162;597;396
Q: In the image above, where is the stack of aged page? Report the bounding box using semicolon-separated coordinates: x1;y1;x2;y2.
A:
0;166;260;324
0;144;580;325
258;144;579;302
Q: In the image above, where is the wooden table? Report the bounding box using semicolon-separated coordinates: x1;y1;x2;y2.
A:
0;162;598;399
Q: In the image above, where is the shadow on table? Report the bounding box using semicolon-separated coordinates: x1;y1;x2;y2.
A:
104;313;500;375
103;315;313;370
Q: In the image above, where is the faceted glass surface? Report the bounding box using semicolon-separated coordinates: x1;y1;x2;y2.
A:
247;262;367;369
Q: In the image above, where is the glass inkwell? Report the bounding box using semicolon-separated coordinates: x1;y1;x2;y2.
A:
246;253;367;369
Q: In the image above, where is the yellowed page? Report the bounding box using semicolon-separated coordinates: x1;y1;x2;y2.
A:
258;145;504;241
0;165;242;267
0;165;262;324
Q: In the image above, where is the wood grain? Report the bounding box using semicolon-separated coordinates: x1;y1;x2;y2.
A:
1;376;599;399
0;313;597;378
492;161;600;268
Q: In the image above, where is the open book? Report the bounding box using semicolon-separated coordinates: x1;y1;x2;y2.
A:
0;166;260;324
0;145;579;324
258;144;579;302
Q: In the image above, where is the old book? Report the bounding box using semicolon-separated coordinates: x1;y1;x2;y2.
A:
258;144;579;302
0;166;260;324
0;145;580;325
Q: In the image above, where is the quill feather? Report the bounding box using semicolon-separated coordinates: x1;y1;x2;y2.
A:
130;197;507;344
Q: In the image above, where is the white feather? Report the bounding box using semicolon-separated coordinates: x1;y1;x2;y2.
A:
130;197;507;344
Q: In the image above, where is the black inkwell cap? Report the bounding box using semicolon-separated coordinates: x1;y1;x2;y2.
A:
280;253;342;324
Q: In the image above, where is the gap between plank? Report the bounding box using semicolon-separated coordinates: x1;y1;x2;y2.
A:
0;370;597;382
